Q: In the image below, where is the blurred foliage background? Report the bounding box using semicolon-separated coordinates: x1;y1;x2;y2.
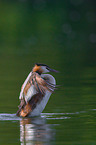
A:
0;0;96;114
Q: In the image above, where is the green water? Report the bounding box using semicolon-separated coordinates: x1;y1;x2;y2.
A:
0;0;96;144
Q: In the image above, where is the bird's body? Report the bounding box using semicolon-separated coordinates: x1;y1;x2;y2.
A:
16;63;58;117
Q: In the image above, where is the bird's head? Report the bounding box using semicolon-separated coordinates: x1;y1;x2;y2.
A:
32;63;59;74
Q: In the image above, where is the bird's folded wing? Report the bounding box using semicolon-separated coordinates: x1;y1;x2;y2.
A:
33;73;57;95
19;71;57;99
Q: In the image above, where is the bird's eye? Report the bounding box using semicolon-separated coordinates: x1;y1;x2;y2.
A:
46;67;50;70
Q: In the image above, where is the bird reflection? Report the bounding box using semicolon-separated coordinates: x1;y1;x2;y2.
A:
20;116;55;145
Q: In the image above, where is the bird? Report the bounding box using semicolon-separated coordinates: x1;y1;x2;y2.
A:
16;63;59;117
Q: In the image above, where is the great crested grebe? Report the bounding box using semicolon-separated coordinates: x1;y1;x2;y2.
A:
16;63;58;117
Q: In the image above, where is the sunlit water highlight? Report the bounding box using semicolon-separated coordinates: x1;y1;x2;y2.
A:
0;112;73;121
0;109;95;121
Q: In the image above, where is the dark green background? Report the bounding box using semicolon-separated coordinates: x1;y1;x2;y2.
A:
0;0;96;144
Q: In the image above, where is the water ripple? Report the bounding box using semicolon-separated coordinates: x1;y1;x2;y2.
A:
0;113;20;121
0;109;95;121
41;113;71;120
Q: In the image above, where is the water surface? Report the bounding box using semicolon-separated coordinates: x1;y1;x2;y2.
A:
0;0;96;144
0;110;96;145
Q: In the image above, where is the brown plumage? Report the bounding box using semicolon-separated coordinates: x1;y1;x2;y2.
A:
17;93;44;117
16;63;58;117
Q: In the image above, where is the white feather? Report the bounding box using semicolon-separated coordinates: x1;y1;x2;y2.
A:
19;72;32;100
25;85;37;102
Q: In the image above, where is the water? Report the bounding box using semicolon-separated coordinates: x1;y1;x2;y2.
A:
0;0;96;144
0;110;96;144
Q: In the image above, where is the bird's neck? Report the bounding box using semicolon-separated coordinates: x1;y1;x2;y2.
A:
35;70;42;75
32;70;42;75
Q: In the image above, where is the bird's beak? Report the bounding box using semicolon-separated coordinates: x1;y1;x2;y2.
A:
49;68;59;73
